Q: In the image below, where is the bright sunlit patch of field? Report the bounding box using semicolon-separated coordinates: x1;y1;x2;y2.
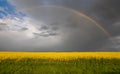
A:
0;52;120;60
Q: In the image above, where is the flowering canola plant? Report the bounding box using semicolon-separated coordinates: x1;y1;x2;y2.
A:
0;52;120;60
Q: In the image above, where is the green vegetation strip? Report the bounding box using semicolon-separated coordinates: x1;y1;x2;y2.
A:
0;58;120;74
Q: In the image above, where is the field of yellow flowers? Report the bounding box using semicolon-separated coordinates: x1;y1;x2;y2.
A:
0;52;120;60
0;52;120;74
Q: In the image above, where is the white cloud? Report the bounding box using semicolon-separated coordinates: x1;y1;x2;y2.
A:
0;16;40;38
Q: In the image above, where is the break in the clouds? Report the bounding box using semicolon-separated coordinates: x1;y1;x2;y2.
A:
0;0;119;51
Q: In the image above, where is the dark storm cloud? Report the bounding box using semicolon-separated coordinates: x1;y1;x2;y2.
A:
0;22;6;25
0;0;119;51
87;0;120;36
33;31;58;37
20;27;28;31
8;0;120;36
0;23;7;31
40;25;49;30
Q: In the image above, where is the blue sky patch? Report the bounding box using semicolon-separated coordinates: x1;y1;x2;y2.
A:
0;0;26;18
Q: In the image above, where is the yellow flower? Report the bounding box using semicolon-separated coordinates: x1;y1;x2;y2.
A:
0;52;120;60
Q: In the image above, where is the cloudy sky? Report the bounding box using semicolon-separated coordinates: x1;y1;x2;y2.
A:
0;0;120;51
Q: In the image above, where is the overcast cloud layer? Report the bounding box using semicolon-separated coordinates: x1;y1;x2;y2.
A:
0;0;120;51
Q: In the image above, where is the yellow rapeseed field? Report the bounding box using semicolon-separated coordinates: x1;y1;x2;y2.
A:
0;52;120;60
